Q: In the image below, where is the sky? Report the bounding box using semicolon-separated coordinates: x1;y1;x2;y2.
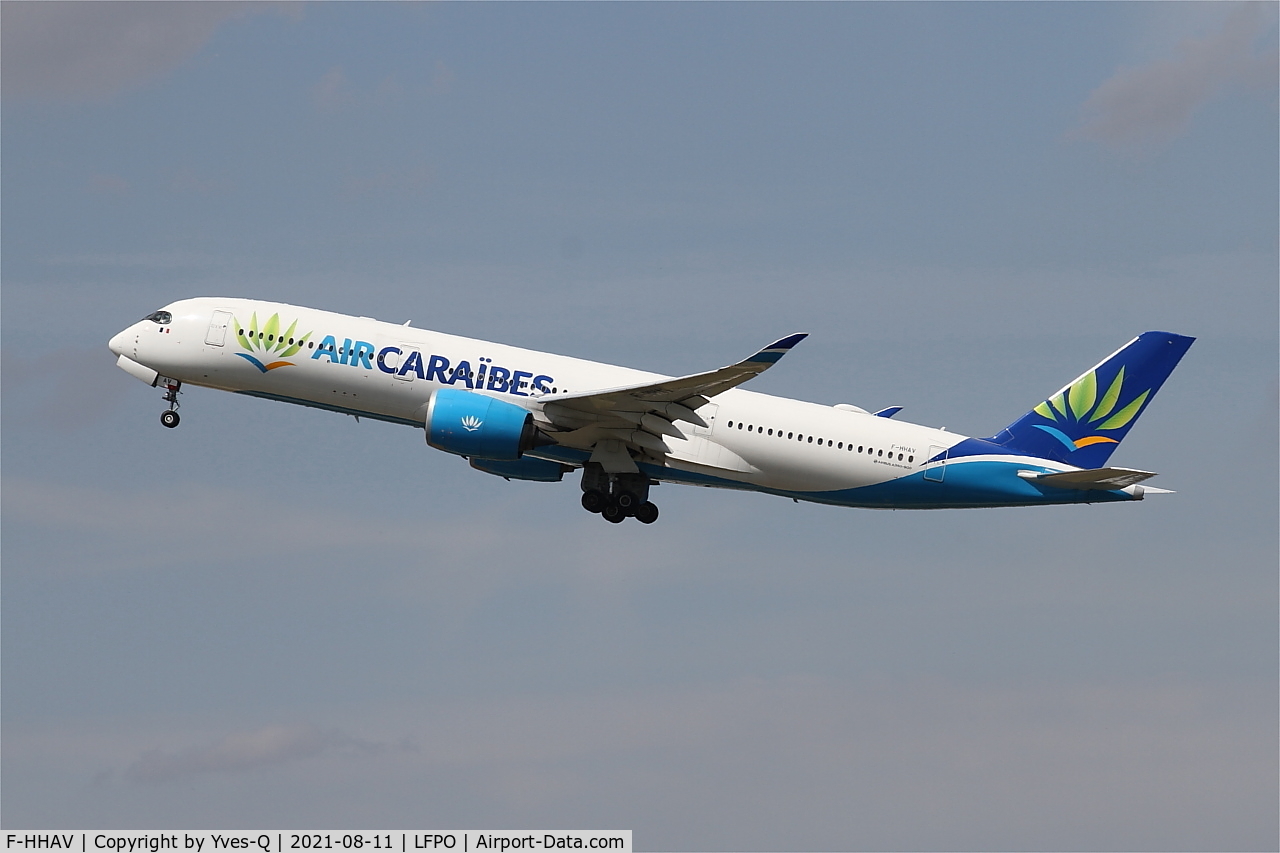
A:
2;2;1277;849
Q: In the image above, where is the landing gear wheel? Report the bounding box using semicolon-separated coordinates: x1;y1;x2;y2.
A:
581;489;607;513
159;380;182;428
634;501;659;525
602;501;626;523
615;491;639;514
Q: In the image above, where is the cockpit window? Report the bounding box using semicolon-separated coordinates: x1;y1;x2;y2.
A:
144;310;172;325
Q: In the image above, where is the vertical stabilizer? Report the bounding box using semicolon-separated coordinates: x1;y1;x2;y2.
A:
988;332;1194;468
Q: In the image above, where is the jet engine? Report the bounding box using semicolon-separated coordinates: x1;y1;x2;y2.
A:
425;388;553;461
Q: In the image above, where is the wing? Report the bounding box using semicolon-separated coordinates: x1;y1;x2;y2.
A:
536;333;807;471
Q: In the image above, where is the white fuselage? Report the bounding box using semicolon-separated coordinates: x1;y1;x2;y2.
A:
110;297;1136;510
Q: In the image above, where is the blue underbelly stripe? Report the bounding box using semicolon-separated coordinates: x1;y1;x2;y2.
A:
531;454;1132;509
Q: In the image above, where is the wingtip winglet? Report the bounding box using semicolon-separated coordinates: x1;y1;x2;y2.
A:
769;332;808;351
746;333;808;365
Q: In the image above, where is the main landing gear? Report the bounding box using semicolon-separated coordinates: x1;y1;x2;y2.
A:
159;379;182;428
580;463;659;525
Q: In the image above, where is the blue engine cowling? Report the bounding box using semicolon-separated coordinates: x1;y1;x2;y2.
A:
426;388;550;461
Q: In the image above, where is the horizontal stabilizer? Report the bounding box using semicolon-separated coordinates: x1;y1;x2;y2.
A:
1018;467;1156;491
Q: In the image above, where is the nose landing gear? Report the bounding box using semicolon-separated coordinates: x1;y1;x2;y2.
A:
580;463;659;524
159;379;182;428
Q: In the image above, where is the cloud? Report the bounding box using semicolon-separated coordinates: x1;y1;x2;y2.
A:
166;167;235;196
1076;3;1279;148
341;165;434;197
123;725;394;783
0;2;274;100
87;174;130;195
52;677;1265;846
310;60;455;114
428;59;455;96
312;66;358;113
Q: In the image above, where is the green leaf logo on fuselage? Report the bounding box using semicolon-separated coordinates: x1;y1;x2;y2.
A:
233;313;312;372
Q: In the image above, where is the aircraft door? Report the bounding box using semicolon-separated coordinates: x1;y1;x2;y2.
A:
205;311;232;346
394;343;420;381
690;403;718;436
924;444;948;482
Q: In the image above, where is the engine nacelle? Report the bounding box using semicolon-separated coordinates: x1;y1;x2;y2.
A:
470;456;570;482
426;388;549;461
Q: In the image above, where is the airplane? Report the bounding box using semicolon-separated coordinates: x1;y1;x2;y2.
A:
108;298;1194;524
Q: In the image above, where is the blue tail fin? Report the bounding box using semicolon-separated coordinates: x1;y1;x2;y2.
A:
987;332;1194;468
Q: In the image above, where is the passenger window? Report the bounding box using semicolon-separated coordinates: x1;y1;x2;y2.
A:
787;432;793;439
908;455;913;462
807;436;813;444
728;421;734;428
898;453;903;460
768;428;773;436
877;449;883;456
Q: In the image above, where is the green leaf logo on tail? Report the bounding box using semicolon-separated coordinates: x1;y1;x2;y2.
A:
1032;366;1152;452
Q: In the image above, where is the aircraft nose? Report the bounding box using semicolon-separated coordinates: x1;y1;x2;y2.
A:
108;329;128;356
